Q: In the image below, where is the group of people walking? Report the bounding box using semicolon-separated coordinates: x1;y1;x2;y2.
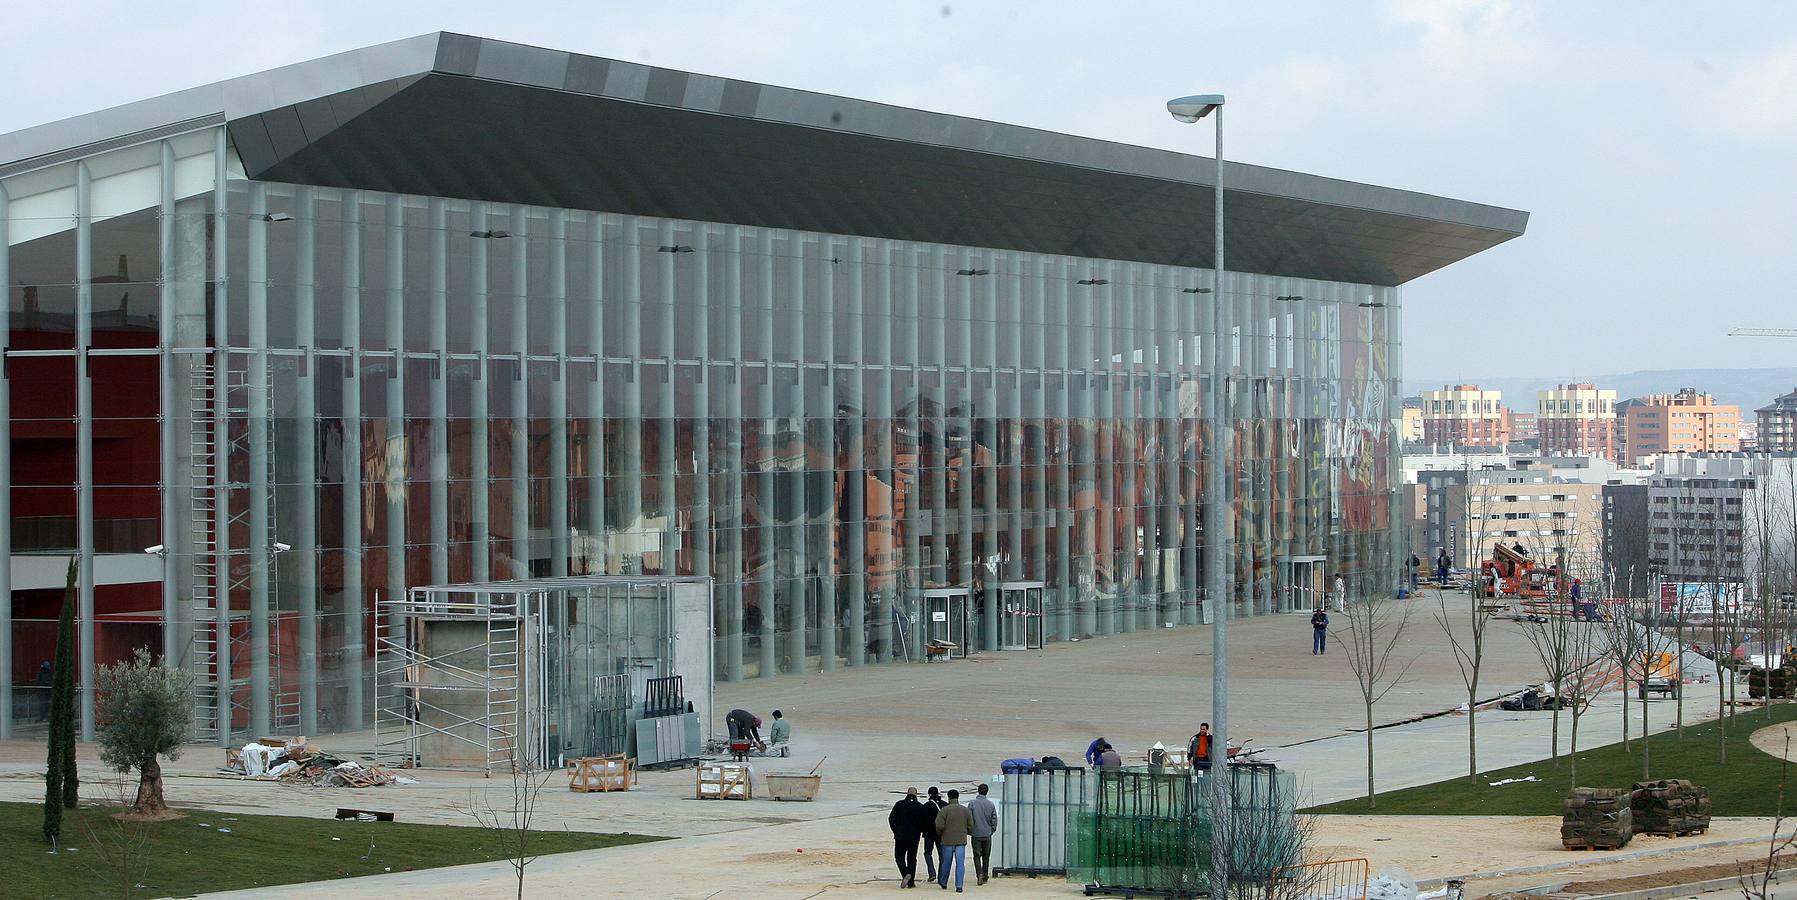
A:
888;784;999;891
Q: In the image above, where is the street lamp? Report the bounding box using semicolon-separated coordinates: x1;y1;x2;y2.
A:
1168;91;1230;895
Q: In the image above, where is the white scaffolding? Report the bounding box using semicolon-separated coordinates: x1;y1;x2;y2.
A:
375;586;531;775
374;576;713;774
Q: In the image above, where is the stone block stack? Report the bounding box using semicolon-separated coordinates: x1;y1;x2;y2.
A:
1630;779;1712;836
1561;787;1631;850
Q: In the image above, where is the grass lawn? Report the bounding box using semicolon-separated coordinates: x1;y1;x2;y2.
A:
4;799;661;899
1306;703;1797;816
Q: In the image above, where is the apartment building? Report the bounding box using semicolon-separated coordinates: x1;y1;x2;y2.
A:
1601;483;1650;587
1648;454;1797;586
1756;388;1797;452
1420;384;1511;448
1401;405;1425;444
1622;389;1740;464
1537;382;1618;459
1418;463;1608;572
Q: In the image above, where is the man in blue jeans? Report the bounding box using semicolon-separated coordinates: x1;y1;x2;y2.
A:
934;788;975;891
1311;607;1329;654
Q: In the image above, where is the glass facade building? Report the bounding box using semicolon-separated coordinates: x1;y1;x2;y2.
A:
0;33;1526;742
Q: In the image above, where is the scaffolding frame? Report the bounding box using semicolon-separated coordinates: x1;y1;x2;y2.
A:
189;355;297;744
374;576;710;774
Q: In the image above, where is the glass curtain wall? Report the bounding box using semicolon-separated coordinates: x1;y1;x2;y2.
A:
0;127;1401;741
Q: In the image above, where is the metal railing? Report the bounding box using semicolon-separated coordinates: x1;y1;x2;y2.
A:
995;765;1088;875
1270;857;1370;900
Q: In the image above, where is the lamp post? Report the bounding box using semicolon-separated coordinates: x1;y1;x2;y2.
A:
1167;92;1230;893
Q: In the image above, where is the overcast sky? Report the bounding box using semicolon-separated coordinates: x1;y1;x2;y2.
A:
6;1;1795;380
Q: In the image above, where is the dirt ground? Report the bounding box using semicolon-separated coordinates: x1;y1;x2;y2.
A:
1557;853;1795;895
1752;723;1797;761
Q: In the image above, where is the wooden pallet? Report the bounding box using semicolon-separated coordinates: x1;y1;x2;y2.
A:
1563;843;1627;852
570;754;633;793
1640;828;1708;838
696;763;752;800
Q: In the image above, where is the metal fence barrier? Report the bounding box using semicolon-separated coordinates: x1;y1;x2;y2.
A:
995;766;1089;875
1270;857;1370;900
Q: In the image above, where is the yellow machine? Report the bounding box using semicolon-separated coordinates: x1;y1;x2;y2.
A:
1640;651;1681;699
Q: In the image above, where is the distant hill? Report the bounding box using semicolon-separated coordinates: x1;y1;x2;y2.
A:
1403;368;1797;416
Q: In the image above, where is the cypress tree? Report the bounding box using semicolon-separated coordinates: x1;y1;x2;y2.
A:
59;557;79;808
43;557;77;841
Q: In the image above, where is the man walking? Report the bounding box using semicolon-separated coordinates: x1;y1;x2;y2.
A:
920;786;946;882
934;788;975;892
889;787;927;887
1188;722;1213;768
1311;606;1329;655
1409;553;1420;590
967;783;999;886
1436;548;1451;586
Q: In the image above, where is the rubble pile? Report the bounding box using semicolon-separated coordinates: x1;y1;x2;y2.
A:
1561;787;1631;850
1630;779;1712;836
223;739;412;788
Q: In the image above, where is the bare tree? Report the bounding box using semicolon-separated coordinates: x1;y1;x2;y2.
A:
1602;593;1656;780
1198;769;1323;900
1523;602;1604;766
1434;591;1492;781
1738;733;1797;900
462;742;555;900
1558;616;1605;786
79;773;154;899
1332;594;1416;808
93;648;194;819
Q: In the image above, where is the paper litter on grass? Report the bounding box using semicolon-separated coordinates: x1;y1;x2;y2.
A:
1487;776;1538;787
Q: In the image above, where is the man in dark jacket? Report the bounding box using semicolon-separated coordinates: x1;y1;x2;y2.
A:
1311;607;1329;654
921;786;947;882
889;787;928;888
1188;722;1213;769
724;708;764;750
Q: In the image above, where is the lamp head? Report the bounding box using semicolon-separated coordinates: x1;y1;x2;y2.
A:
1166;94;1225;123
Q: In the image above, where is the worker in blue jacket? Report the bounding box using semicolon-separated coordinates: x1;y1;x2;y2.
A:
1084;736;1107;767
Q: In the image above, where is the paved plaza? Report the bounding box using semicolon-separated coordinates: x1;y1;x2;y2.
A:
0;594;1753;898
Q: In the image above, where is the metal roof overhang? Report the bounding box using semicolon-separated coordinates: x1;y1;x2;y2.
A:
0;33;1527;287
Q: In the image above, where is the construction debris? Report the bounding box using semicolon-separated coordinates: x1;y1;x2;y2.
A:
1562;787;1631;850
222;741;413;788
1630;779;1712;836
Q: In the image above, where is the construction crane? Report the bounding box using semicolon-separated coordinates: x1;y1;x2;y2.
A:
1729;328;1797;337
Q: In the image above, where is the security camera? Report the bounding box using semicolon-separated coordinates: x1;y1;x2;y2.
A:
272;541;292;553
143;544;166;556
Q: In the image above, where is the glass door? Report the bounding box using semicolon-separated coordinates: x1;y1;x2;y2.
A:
999;581;1046;650
923;588;973;658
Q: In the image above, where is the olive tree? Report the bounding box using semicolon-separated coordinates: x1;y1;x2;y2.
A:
94;648;194;819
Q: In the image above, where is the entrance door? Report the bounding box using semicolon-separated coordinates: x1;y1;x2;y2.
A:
923;588;973;657
998;581;1046;650
1280;556;1326;613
